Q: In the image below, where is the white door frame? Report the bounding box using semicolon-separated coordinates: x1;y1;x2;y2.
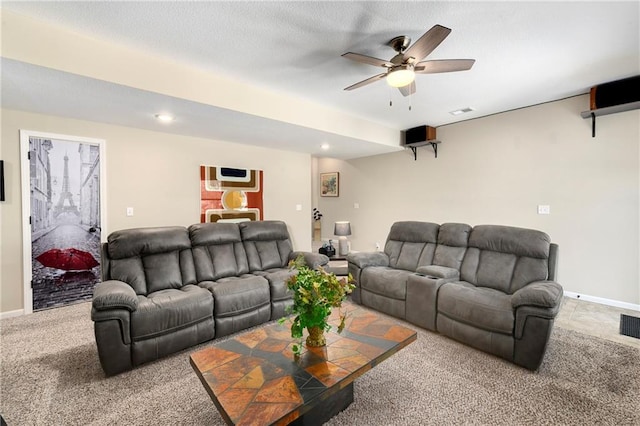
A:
20;130;107;314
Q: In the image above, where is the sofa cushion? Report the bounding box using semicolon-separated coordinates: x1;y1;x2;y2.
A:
107;227;196;295
189;223;251;281
361;267;414;300
469;225;550;259
461;225;551;293
252;268;296;302
108;226;191;259
432;223;471;270
199;275;270;318
384;221;439;271
130;285;213;341
239;221;294;271
438;281;514;335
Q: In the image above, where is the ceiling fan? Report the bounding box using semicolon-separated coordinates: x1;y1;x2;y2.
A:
342;24;475;97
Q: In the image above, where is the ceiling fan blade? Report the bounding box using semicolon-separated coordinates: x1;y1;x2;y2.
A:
342;52;393;68
398;81;416;97
344;73;387;91
403;24;451;62
414;59;475;74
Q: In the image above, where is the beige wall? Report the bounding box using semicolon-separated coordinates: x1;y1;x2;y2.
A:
0;109;312;313
317;95;640;306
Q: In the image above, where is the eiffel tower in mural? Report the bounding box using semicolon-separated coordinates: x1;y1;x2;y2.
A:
54;153;79;218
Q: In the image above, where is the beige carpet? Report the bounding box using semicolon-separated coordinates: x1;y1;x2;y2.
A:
1;301;638;425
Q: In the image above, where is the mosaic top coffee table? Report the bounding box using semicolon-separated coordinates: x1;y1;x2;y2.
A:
190;301;417;425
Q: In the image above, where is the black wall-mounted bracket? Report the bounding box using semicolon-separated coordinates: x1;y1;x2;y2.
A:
408;141;440;161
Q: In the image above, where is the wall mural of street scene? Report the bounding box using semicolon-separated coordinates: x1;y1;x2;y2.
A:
29;136;102;311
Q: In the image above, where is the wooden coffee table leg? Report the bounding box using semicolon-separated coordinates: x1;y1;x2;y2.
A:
290;382;354;426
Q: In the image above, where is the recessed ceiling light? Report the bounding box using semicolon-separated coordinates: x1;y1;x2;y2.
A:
154;113;174;122
321;143;330;150
449;107;475;116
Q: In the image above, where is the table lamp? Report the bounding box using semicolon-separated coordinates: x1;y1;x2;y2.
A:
334;221;352;256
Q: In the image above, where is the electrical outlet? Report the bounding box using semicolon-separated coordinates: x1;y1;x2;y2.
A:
375;242;381;250
126;207;134;216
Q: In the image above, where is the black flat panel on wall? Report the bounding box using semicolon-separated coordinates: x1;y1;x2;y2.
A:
0;160;5;202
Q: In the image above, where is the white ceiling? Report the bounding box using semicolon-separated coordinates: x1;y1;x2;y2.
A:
2;1;639;159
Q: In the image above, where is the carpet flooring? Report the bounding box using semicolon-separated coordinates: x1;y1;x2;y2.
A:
1;301;639;425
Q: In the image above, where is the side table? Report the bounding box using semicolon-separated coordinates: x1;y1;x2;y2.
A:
325;255;348;276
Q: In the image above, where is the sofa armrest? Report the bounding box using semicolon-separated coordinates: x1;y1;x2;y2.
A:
92;280;139;312
511;281;563;309
290;251;329;269
347;252;389;269
416;265;460;280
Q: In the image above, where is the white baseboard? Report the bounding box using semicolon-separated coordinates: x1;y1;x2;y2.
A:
564;291;640;312
0;309;24;320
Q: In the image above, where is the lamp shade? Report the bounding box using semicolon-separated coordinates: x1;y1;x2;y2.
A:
334;221;352;236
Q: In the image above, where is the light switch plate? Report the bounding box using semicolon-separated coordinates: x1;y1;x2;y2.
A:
126;207;134;216
537;205;550;215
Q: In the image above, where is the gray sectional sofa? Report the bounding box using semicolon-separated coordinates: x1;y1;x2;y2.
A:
91;220;327;376
348;221;563;370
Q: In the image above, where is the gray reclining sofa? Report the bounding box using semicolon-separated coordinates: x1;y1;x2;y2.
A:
91;220;327;376
348;221;563;370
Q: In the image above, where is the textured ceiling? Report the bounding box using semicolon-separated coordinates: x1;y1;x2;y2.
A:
1;1;639;159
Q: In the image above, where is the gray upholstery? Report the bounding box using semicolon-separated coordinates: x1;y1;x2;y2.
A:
240;220;294;271
131;285;213;341
199;275;271;337
188;222;271;334
351;221;563;370
189;223;250;281
438;282;514;334
416;265;459;280
239;220;328;319
461;225;551;293
106;227;196;295
432;223;471;270
92;220;320;376
384;221;439;271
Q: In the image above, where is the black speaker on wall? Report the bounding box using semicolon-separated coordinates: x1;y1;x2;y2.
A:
591;75;640;110
0;160;5;202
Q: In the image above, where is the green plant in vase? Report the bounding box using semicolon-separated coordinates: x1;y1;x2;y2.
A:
280;255;355;355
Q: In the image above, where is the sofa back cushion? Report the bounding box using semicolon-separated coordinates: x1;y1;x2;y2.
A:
461;225;551;294
106;226;196;295
433;223;471;270
384;221;439;272
239;220;293;271
189;223;250;281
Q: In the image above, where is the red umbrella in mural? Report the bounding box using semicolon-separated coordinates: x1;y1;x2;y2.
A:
36;248;99;271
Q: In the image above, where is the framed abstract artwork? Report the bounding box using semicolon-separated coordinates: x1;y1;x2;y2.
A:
320;172;339;197
200;165;264;223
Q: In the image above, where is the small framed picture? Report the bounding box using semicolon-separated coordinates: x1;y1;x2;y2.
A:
320;172;339;197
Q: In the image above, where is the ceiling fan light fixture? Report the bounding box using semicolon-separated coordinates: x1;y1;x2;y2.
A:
386;67;415;88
